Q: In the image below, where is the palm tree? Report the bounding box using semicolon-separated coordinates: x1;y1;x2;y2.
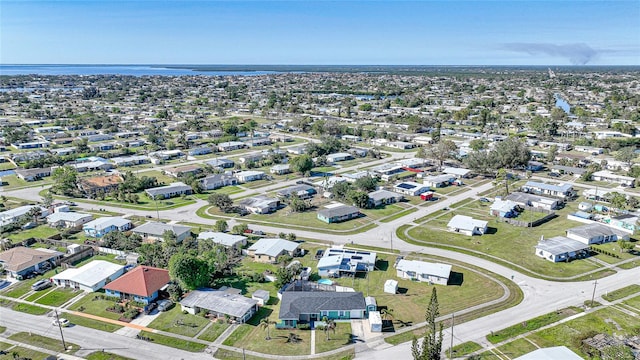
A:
322;316;336;340
260;317;272;340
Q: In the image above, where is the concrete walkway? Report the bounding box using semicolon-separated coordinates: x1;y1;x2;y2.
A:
310;329;316;355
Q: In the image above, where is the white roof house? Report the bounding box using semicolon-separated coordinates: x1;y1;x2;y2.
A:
247;238;299;263
51;260;125;292
396;259;452;285
197;232;247;248
132;222;192;243
83;217;132;238
591;170;635;186
535;236;590;262
442;167;471;178
317;247;377;277
393;182;431;196
0;205;49;227
566;223;629;245
46;211;93;228
180;288;258;323
447;215;488;236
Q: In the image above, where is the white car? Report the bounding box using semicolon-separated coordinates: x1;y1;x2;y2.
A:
52;318;70;327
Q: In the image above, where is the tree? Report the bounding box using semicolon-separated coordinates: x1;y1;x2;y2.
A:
411;288;443;360
429;140;457;169
231;223;249;234
289;154;314;175
322;316;336;340
469;139;487;151
286;233;297;242
260;317;273;340
168;253;210;290
609;192;627;211
207;193;234;213
289;194;311;212
618;239;634;253
214;220;228;233
349;190;371;209
546;145;558;163
494;169;514;195
50;166;78;196
41;191;54;208
354;176;378;192
416;147;429;160
614;147;636;168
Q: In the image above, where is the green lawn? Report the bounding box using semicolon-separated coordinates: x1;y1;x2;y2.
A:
85;351;135;360
137;330;207;352
0;346;51;360
602;284;640;302
246;207;373;231
35;287;82;306
447;341;483;358
72;254;123;267
623;295;640;312
0;174;53;190
197;321;231;342
379;208;418;223
315;322;353;354
68;293;124;320
487;307;583;344
495;338;538;359
8;332;79;354
6;225;60;243
62;313;123;332
227;325;312;355
11;302;50;315
147;306;211;337
0;341;11;350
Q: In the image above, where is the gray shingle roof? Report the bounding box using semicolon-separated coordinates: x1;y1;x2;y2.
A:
278;291;366;320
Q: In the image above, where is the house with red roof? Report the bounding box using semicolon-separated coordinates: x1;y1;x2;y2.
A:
103;266;169;304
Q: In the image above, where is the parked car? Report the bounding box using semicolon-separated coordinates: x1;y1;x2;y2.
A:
31;279;51;291
157;299;174;312
52;318;70;327
254;230;265;236
548;172;560;177
479;197;490;203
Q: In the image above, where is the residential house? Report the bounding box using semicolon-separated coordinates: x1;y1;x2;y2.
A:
566;223;629;245
442;167;471;178
534;236;590;262
368;189;404;207
591;170;635;187
277;291;367;328
526;161;545;172
197;232;247;248
317;205;361;224
252;290;270;306
103;266;170;304
110;155;150;167
550;165;587;176
14;167;52;181
235;170;264;183
165;165;202;178
83;217;132;238
393;182;431;196
522;181;574;199
489;199;518;218
199;173;238;190
247;238;300;263
180;288;258;323
217;141;246;152
423;174;455;188
46;211;93;228
326;152;353;163
131;222;192;243
276;185;317;200
238;196;280;214
395;259;452;285
188;146;213;156
0;205;49;228
505;192;559;211
604;214;638;233
447;215;488;236
238;153;264;164
51;260;125;292
77;174;123;197
386;141;415;150
145;182;193;199
206;158;235;169
317;247;376;277
0;247;63;279
270;164;291;175
244;137;272;147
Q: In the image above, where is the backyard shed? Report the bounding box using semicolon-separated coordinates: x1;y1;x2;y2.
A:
365;296;377;313
252;289;270;306
369;311;382;332
384;279;398;294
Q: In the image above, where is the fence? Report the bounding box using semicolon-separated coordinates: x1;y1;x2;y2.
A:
499;213;556;228
98;247;127;256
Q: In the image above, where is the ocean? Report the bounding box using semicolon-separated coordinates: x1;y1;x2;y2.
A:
0;65;277;76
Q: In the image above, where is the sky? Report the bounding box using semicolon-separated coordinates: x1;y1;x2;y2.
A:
1;1;639;65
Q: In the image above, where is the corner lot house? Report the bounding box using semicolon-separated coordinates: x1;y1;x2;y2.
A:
197;232;247;248
83;217;132;238
180;288;258;323
535;236;590;262
395;259;452;285
145;182;193;199
1;205;49;227
248;238;300;263
132;222;192;243
238;196;280;214
103;266;170;304
368;189;404;207
317;204;361;224
317;247;376;277
0;247;63;278
566;223;629;245
199;173;238;190
51;260;125;292
277;291;366;328
447;215;488;236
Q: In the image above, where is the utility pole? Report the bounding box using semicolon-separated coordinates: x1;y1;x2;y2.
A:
154;196;160;220
590;280;598;307
449;312;455;359
54;309;67;351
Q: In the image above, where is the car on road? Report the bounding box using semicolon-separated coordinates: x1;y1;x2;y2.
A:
548;172;560;177
479;197;490;203
31;279;52;291
253;230;265;236
52;318;70;327
157;299;174;312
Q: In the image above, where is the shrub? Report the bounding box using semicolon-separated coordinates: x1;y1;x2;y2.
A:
296;323;311;330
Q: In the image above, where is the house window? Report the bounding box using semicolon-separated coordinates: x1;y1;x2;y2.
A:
339;311;345;317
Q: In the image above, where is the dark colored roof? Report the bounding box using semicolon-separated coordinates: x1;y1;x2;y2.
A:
317;205;360;219
103;266;169;297
278;291;366;319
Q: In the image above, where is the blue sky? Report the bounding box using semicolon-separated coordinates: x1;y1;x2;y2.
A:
1;1;638;65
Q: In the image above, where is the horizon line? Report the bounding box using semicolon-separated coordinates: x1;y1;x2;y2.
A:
2;63;640;67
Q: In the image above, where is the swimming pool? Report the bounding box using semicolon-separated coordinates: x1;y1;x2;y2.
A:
318;279;333;285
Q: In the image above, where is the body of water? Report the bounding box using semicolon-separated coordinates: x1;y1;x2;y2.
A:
554;93;571;114
0;65;277;77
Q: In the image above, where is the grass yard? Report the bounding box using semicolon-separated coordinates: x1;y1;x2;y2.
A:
227;326;312;355
197;321;231;342
602;284;640;302
85;351;135;360
0;341;11;350
12;302;50;315
136;170;176;186
8;332;79;354
361;204;406;221
147;306;211;337
623;295;640;313
34;287;82;306
379;208;418;223
68;293;124;320
0;346;51;360
495;338;539;359
137;330;207;352
315;322;354;354
527;307;640;358
62;313;123;332
447;341;483;358
6;225;60;243
0;174;53;190
487;307;583;344
1;269;57;298
72;253;123;267
246;208;373;231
